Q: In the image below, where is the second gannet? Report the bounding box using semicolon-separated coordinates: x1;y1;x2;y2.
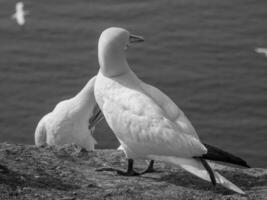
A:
35;76;103;150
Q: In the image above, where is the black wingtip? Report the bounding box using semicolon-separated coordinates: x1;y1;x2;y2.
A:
244;163;251;168
199;143;250;168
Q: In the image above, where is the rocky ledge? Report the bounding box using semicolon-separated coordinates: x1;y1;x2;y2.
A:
0;143;266;200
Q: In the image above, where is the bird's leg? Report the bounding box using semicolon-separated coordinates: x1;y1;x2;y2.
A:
96;159;140;176
117;159;140;176
139;160;155;174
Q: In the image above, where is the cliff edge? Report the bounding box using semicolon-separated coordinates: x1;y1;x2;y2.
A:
0;143;266;200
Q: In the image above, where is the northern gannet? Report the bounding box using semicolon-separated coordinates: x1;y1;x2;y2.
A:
35;76;103;150
12;2;28;26
94;27;249;194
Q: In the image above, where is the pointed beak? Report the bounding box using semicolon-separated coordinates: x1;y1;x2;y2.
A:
129;34;144;43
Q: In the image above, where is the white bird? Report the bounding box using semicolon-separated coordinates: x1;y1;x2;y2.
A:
255;48;267;57
12;2;28;26
35;76;103;151
94;27;249;194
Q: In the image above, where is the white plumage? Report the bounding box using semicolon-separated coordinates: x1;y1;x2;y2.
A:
96;72;206;158
255;48;267;57
94;27;246;194
12;2;28;26
35;76;101;150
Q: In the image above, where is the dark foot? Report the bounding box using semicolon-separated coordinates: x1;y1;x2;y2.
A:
96;167;140;176
96;167;119;172
140;160;155;174
38;144;48;148
96;159;141;176
117;169;140;176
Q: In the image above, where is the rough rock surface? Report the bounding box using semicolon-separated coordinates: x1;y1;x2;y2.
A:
0;143;266;200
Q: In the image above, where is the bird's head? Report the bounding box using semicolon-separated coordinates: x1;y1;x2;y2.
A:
98;27;144;77
98;27;144;52
16;2;24;11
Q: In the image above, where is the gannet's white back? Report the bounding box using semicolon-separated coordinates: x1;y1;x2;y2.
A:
94;27;246;194
35;76;100;150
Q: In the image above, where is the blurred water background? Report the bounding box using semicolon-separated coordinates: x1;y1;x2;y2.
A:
0;0;266;167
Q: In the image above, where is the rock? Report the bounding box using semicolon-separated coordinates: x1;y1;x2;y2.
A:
0;143;266;200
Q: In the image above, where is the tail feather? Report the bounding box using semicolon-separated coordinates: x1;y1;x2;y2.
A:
148;155;245;194
198;143;250;168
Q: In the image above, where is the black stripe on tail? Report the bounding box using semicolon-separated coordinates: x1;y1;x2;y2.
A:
199;158;216;186
197;143;250;168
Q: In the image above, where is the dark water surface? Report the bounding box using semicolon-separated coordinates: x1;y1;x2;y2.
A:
0;0;266;167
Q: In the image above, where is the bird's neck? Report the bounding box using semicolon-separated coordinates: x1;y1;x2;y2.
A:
98;47;131;77
74;77;96;106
